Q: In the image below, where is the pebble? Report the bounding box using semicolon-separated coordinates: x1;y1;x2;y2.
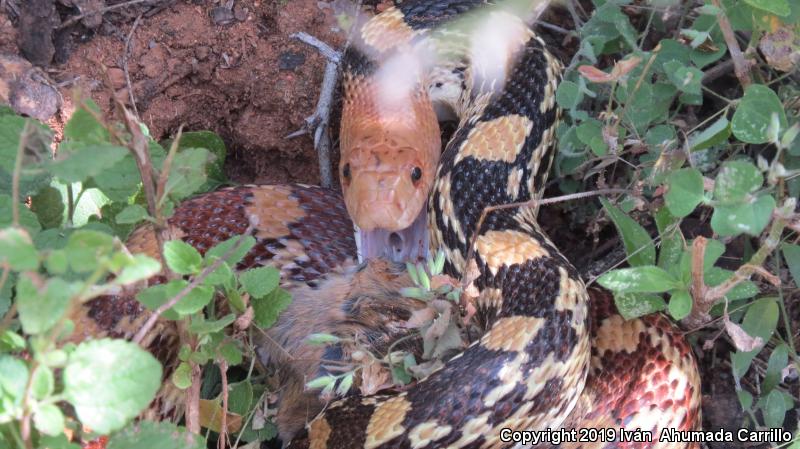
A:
107;67;126;89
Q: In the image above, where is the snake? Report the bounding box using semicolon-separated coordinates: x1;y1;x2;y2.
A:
70;1;702;448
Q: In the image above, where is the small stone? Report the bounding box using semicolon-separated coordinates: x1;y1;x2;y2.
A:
107;67;125;89
278;51;306;71
114;88;130;105
210;6;235;26
195;45;210;61
233;4;248;21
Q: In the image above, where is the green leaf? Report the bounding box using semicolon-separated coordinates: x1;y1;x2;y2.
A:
252;287;292;328
163;148;212;201
63;100;108;144
163;240;203;275
188;314;235;334
597;266;680;293
48;144;128;183
172;362;192;390
782;243;800;284
732;85;788;144
31;366;54;400
239;266;281;299
763;343;788;393
114;254;161;285
743;0;789;16
138;280;213;318
106;421;205;449
0;227;39;271
731;297;779;379
115;204;149;225
218;342;242;365
710;195;775;237
306;333;341;345
667;290;692;320
64;339;163;434
663;61;702;95
202;257;234;287
664;168;704;217
33;404;65;436
761;389;788;428
65;229;115;273
555;81;582;110
227;381;253;416
205;235;256;268
600;198;655;266
38;434;81;449
689;117;731;151
30;185;65;229
713;160;763;203
613;293;666;320
0;195;41;235
0;354;29;402
162;131;227;190
92;155;142;202
576;119;608;156
16;275;76;335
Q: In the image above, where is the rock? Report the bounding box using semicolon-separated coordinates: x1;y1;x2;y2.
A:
210;6;235;26
0;54;61;121
233;4;248;21
195;45;211;61
114;88;130;105
107;67;126;89
18;0;59;67
278;51;306;71
139;44;167;78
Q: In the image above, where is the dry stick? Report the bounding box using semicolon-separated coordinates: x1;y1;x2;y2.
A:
711;0;752;88
218;360;229;449
11;120;31;227
461;188;631;291
684;214;787;329
117;104;166;252
131;225;255;345
123;14;143;118
287;32;341;188
57;0;159;29
156;125;184;206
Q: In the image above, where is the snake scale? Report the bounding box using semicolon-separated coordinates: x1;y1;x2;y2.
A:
71;1;702;448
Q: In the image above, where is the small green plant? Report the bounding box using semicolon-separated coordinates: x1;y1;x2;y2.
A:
553;0;799;434
0;97;289;448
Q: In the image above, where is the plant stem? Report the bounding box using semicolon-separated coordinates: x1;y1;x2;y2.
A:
11;121;31;228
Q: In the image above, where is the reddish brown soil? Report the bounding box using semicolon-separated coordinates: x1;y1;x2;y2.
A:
2;0;362;185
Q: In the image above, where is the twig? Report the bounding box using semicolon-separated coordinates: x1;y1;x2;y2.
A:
11;121;31;227
123;14;143;118
117;103;165;252
57;0;157;29
290;32;341;63
218;360;229;449
131;226;254;345
186;357;202;434
684;211;788;328
156;125;183;206
710;0;752;88
286;33;342;188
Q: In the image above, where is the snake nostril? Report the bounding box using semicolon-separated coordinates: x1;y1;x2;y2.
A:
342;163;351;183
389;232;403;252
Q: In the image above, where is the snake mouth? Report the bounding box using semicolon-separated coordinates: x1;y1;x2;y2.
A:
355;208;428;263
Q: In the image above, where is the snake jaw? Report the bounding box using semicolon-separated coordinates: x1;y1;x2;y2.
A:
355;207;429;263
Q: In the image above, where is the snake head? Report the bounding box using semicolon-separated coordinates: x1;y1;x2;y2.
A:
339;89;441;261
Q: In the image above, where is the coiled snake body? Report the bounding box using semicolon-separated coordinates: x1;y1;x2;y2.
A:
73;1;701;448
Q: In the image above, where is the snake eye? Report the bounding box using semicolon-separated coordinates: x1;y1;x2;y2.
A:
410;166;422;183
342;163;351;180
